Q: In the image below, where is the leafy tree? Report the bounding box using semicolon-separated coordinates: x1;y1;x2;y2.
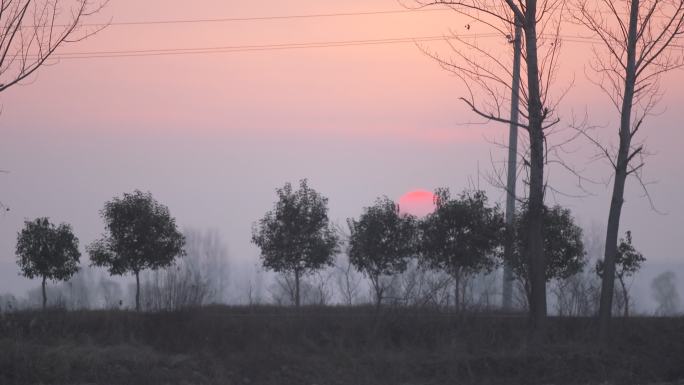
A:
347;197;417;307
16;217;80;309
596;231;645;317
420;189;504;311
251;179;339;307
88;190;186;311
511;205;586;306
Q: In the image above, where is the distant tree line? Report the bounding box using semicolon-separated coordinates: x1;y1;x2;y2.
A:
11;181;666;316
251;179;657;315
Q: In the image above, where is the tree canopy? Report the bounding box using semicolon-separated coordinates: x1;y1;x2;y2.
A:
16;217;81;309
420;189;504;277
420;189;504;309
511;204;586;296
596;230;645;317
347;196;417;306
596;231;645;282
251;179;339;306
88;190;185;310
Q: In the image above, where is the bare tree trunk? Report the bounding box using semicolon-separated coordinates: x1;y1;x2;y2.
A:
135;270;141;311
375;288;383;309
522;0;547;333
503;20;523;311
525;278;532;312
620;277;629;318
42;276;47;310
454;273;461;312
599;0;639;342
294;269;301;307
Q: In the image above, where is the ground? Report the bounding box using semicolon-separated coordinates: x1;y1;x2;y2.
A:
0;306;683;385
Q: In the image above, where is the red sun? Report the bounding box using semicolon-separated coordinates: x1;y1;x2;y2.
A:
398;189;436;217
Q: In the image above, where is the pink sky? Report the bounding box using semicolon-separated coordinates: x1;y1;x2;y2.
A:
0;0;683;302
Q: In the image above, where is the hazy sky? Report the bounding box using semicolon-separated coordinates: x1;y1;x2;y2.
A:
0;0;682;302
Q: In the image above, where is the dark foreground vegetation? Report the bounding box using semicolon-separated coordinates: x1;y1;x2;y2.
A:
1;306;683;385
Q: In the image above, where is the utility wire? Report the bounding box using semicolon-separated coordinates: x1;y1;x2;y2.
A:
39;33;683;60
51;34;499;58
50;8;450;28
59;5;677;28
28;4;674;28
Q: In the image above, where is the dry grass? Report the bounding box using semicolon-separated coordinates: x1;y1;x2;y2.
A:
0;306;682;385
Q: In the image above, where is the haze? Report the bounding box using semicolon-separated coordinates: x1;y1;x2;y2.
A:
0;0;682;311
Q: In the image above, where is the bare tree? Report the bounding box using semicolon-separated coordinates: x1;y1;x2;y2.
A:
139;228;230;310
573;0;684;339
245;265;265;305
552;271;601;316
651;271;680;316
415;0;568;331
0;1;105;213
267;271;334;306
0;0;106;94
332;222;363;306
0;293;19;313
550;221;603;317
140;263;211;311
183;228;230;303
97;274;122;309
335;255;363;306
269;273;298;306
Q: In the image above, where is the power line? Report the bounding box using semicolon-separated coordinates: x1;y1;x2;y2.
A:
32;33;682;60
75;8;450;27
66;5;677;28
46;34;499;59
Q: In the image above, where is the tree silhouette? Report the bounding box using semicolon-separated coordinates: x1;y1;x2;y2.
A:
420;189;504;310
88;190;186;311
572;0;684;339
510;204;586;306
596;231;645;317
0;0;106;94
252;179;339;307
16;217;80;309
347;196;417;307
651;271;680;316
414;0;569;331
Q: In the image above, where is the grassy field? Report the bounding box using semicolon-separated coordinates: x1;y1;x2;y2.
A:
0;306;683;385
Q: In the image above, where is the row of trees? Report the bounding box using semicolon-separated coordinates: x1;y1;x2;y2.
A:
15;182;648;315
15;190;185;311
412;0;684;339
9;228;230;312
251;180;646;311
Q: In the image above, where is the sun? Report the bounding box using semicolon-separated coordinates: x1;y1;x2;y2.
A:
398;189;436;217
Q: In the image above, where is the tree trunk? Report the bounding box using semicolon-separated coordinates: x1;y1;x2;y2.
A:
294;269;300;307
371;273;383;309
522;0;547;333
524;278;532;311
454;272;461;312
503;19;523;311
620;277;629;318
599;0;639;342
42;276;47;310
375;288;383;309
135;270;141;311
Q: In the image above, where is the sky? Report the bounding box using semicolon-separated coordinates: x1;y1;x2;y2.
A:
0;0;682;310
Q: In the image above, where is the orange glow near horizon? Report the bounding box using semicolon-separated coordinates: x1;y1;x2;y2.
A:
398;189;436;217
